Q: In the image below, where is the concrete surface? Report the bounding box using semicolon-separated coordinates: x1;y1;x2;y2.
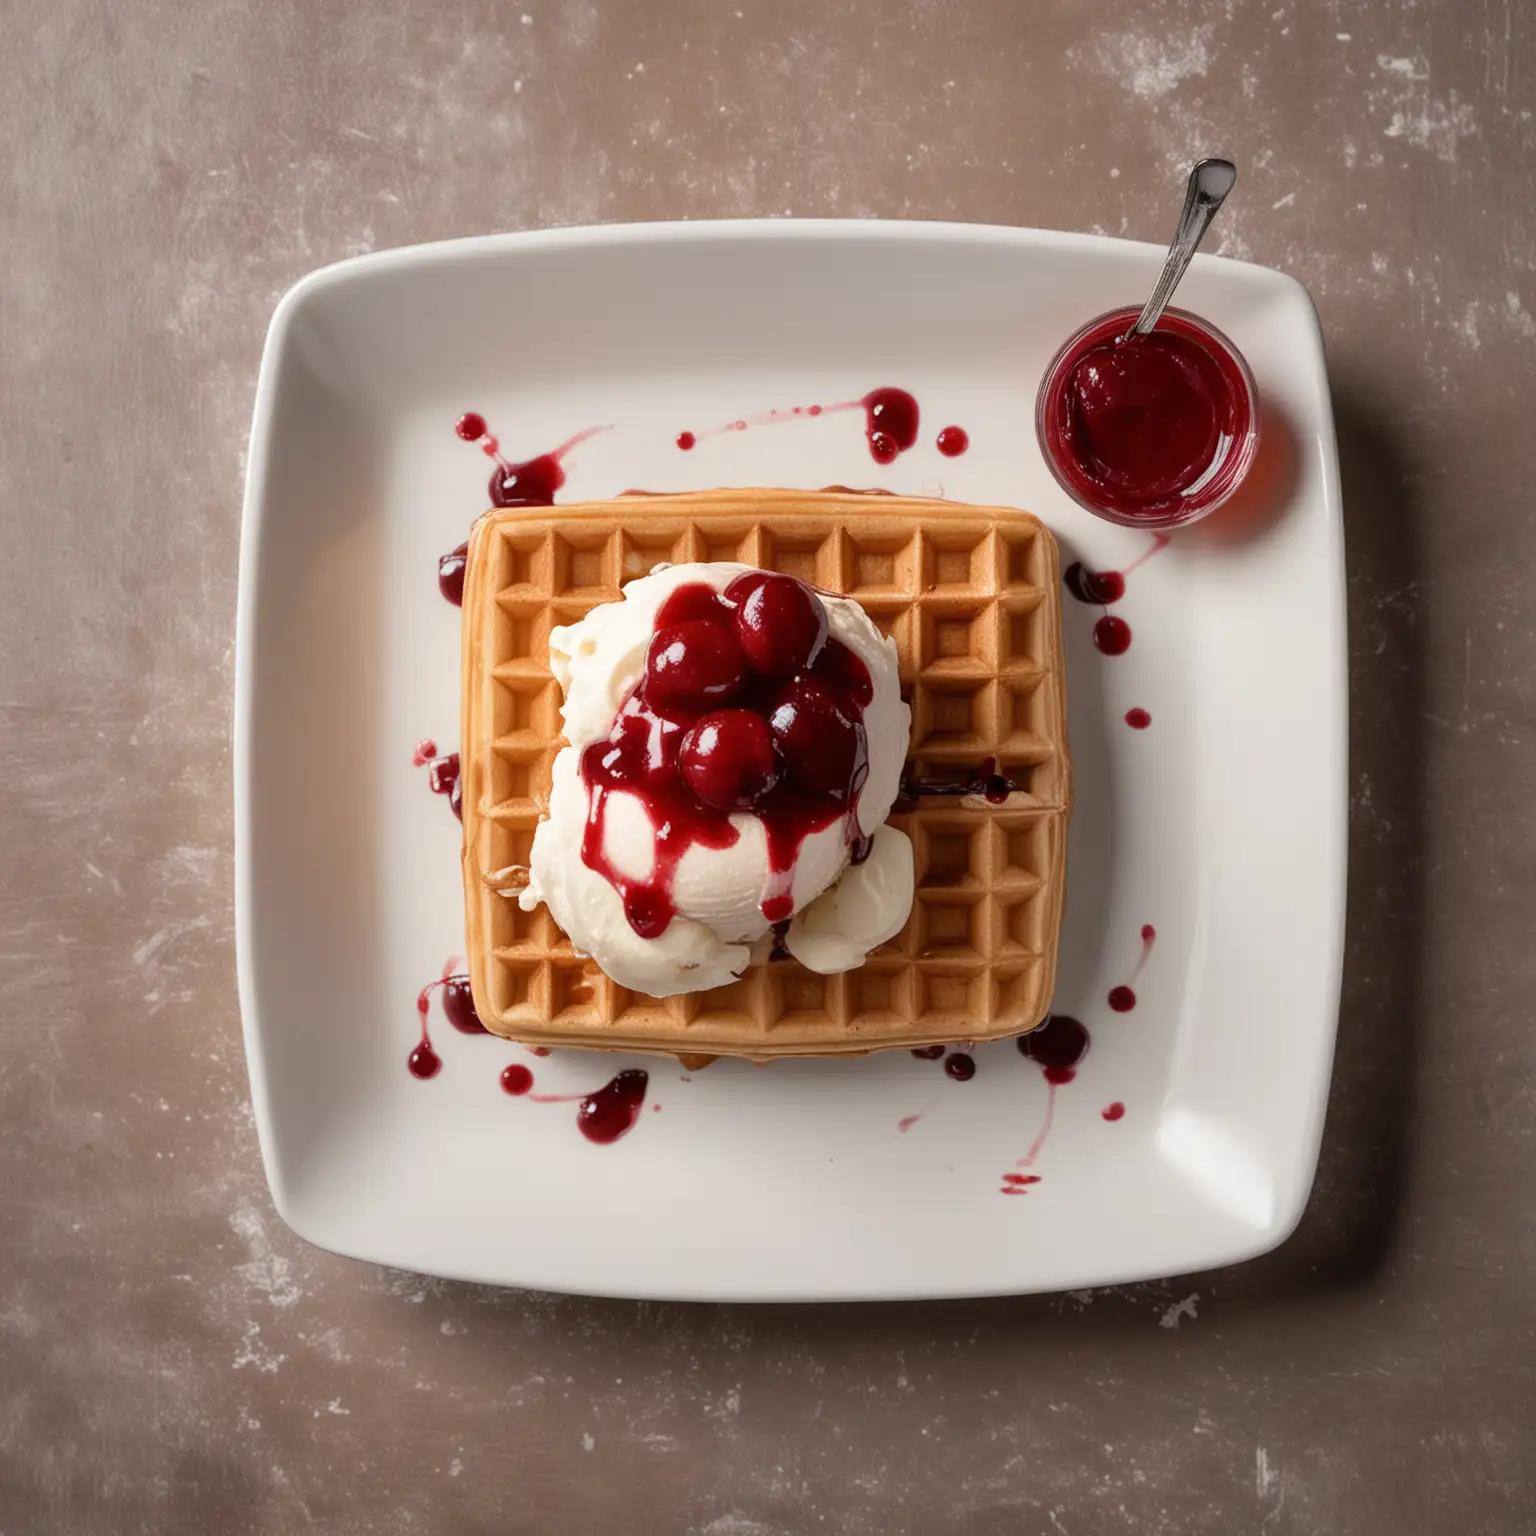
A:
2;1;1533;1531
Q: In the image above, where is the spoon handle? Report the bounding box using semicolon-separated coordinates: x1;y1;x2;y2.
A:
1128;158;1237;338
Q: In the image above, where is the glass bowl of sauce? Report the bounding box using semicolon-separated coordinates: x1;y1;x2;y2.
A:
1035;305;1260;528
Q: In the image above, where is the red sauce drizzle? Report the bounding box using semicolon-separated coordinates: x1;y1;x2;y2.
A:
1060;534;1172;658
578;578;872;939
1106;924;1157;1014
527;1070;651;1144
441;414;611;604
675;387;928;465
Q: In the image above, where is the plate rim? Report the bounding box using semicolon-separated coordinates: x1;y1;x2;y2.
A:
234;217;1346;1300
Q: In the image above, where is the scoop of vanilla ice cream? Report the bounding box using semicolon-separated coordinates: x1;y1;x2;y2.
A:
517;562;913;997
784;825;915;973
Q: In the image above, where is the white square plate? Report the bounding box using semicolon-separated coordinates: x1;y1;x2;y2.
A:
236;220;1345;1301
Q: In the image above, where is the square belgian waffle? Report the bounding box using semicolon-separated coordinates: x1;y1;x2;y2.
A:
459;488;1071;1059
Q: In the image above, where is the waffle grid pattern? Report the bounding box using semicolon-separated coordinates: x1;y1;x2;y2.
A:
460;490;1070;1058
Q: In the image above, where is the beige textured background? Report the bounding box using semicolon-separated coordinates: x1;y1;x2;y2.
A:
3;1;1534;1532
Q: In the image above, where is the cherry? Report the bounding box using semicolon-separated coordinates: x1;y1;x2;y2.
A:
656;581;735;628
679;709;779;810
727;572;828;678
769;677;865;797
645;621;746;717
810;636;874;709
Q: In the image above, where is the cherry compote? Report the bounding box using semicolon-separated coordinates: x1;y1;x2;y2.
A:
1036;306;1259;527
579;574;875;939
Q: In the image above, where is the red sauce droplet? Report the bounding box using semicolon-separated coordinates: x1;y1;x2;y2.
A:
669;389;923;461
1102;1102;1126;1122
440;975;486;1033
1104;924;1157;1017
491;453;565;508
1125;708;1152;729
412;738;438;767
944;1053;976;1081
1008;1018;1095;1178
1018;1015;1090;1085
1063;563;1126;605
439;543;468;606
911;1045;946;1060
936;425;969;456
861;388;919;462
576;1069;649;1144
444;419;610;601
1121;923;1159;992
407;1041;441;1079
508;1069;653;1144
1061;537;1171;652
408;979;444;1079
416;972;488;1036
1093;614;1132;655
422;751;462;821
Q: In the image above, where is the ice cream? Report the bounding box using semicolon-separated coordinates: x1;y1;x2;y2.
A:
517;562;913;996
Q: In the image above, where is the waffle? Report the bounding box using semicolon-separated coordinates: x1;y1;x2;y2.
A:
459;488;1071;1059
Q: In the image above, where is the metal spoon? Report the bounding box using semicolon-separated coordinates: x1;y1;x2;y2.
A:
1127;158;1237;338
